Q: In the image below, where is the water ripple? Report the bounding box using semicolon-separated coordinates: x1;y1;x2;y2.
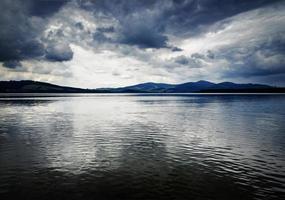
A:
0;94;284;200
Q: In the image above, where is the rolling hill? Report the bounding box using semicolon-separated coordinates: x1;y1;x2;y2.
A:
0;80;284;93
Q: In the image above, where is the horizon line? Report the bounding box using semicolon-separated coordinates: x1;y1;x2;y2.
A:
0;79;280;90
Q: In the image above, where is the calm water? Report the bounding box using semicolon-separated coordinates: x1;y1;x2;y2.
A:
0;94;285;200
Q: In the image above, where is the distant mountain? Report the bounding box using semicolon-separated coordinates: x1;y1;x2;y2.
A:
108;80;275;93
0;80;95;93
165;80;215;93
111;82;175;93
210;82;271;90
0;80;284;93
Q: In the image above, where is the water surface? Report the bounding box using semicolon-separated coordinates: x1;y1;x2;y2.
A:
0;94;285;200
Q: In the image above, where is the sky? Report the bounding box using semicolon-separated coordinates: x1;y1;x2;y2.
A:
0;0;285;88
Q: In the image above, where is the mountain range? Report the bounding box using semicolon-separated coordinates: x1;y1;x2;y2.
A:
0;80;284;93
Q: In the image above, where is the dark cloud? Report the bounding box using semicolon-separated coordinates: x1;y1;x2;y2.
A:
162;0;282;36
190;51;215;59
78;0;169;48
1;0;281;63
45;43;73;62
78;0;282;50
175;55;190;65
0;0;73;64
173;50;216;68
0;38;45;61
3;60;22;69
0;0;284;85
174;55;203;68
0;0;45;61
207;50;215;59
82;0;282;40
93;32;113;43
90;27;115;44
119;27;168;49
93;16;169;48
171;47;183;52
191;53;205;59
28;0;70;17
220;35;285;78
96;26;115;33
75;22;84;30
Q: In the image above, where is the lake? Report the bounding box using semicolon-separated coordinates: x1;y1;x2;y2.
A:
0;94;284;200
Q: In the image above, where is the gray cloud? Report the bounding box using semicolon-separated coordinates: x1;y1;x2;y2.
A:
28;0;70;17
207;50;215;59
0;0;73;64
81;0;282;38
171;47;183;52
96;26;115;33
218;35;285;78
79;0;282;50
0;0;44;61
119;28;168;49
0;0;284;86
93;31;113;43
3;60;22;69
173;55;204;68
190;51;215;60
75;22;84;30
45;42;74;62
174;55;190;65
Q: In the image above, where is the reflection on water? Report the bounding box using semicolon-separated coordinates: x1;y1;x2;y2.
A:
0;94;285;200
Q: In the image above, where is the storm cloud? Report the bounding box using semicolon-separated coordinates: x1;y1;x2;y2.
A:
0;0;284;87
0;0;72;66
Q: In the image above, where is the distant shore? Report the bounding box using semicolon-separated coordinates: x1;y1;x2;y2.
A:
1;80;285;94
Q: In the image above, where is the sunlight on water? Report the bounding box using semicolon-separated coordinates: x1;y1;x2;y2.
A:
0;94;285;200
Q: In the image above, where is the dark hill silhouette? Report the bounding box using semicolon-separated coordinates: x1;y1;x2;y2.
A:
0;80;284;93
0;80;97;93
165;80;215;93
109;80;277;93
